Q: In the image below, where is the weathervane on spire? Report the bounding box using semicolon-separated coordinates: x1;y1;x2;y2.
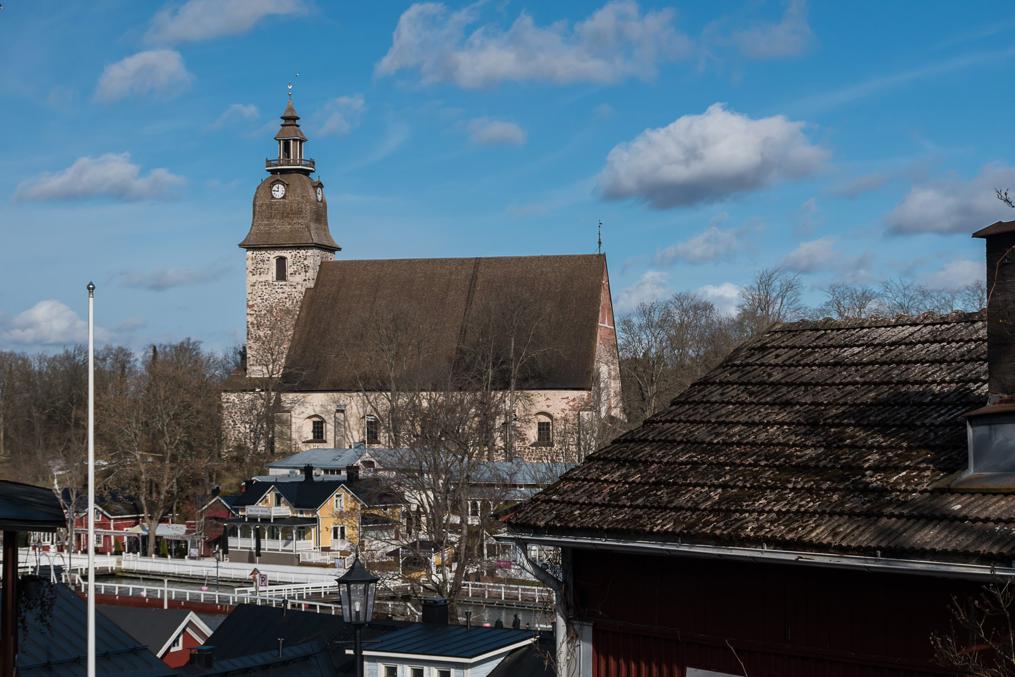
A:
287;72;300;99
597;220;603;255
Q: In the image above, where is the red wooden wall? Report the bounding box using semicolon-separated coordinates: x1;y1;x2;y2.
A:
574;549;982;677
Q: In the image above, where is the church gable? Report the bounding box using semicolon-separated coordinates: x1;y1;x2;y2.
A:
280;254;606;392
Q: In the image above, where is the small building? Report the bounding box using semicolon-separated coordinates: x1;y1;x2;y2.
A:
196;493;239;557
64;491;175;554
359;624;537;677
100;605;214;669
503;223;1015;676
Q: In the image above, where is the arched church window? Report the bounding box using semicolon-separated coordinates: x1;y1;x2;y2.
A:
535;413;553;446
275;256;288;282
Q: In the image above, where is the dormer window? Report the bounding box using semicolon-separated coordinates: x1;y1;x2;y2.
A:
275;256;287;282
954;404;1015;489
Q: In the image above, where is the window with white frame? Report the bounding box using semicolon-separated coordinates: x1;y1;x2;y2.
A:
334;494;345;511
437;669;451;677
170;633;184;652
383;665;397;677
332;525;346;542
410;668;424;677
93;533;103;547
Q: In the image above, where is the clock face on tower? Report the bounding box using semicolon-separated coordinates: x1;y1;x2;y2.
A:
316;186;323;202
271;182;286;199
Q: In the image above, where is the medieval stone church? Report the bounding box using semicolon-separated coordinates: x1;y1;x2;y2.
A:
222;98;622;462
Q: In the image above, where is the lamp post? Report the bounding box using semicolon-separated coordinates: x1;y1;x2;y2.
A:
336;555;378;677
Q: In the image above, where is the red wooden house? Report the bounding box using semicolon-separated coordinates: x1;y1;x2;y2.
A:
504;222;1015;676
196;493;238;557
68;493;173;554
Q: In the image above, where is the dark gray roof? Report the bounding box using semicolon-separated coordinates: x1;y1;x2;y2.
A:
7;579;172;676
98;605;201;656
505;311;1015;566
205;604;404;661
364;625;535;659
186;640;337;675
0;481;63;531
277;254;607;392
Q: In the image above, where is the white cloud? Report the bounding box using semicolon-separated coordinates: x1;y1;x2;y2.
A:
0;300;108;346
147;0;307;44
616;270;670;313
655;221;741;265
466;118;527;146
886;163;1015;235
781;236;838;273
119;265;225;291
598;103;826;208
212;103;259;129
924;258;985;290
318;95;367;137
15;153;184;202
731;0;813;59
696;282;741;316
376;1;690;89
95;50;193;102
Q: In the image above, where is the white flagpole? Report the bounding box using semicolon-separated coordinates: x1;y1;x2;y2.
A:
86;282;96;677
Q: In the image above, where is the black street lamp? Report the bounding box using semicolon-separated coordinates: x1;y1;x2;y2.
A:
336;555;379;677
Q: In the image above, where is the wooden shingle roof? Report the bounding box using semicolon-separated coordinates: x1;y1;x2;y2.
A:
504;311;1015;565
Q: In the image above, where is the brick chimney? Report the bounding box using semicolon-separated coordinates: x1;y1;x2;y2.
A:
973;220;1015;401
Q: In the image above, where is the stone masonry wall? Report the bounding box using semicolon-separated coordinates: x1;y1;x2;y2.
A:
245;247;333;378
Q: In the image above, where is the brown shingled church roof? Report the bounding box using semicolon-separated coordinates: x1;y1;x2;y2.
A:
279;254;607;392
504;311;1015;566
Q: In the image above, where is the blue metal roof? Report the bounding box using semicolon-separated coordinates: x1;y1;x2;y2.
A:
265;447;364;469
364;625;535;660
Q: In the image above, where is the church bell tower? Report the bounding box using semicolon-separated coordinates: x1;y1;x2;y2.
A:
239;95;340;379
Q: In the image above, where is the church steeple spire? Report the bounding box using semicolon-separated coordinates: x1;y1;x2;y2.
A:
267;98;313;174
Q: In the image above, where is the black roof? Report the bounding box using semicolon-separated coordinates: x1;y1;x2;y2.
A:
5;579;172;676
229;480;345;511
98;604;203;656
185;640;341;676
364;624;535;659
0;481;64;531
206;604;405;661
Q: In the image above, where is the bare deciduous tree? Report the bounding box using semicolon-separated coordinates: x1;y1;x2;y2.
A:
105;341;221;556
932;582;1015;676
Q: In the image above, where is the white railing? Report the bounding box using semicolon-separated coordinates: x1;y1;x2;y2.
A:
119;553;337;584
245;506;292;518
234;581;338;598
227;537;314;552
75;579;406;617
299;551;348;566
461;581;553;605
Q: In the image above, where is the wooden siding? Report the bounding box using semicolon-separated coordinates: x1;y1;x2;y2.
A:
576;550;976;677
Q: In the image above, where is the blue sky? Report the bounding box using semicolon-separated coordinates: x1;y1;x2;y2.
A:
2;0;1014;353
